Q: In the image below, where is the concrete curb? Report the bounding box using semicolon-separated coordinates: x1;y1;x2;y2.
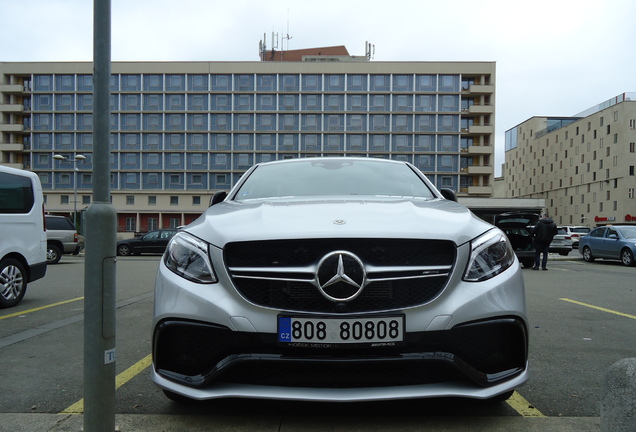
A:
0;413;602;432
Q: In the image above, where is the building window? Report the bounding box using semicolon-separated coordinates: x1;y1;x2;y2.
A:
82;195;91;205
629;188;635;199
59;173;71;185
630;142;635;153
148;196;157;205
170;196;179;206
126;195;134;205
630;166;635;176
148;217;158;231
60;195;69;204
193;196;201;205
125;217;136;232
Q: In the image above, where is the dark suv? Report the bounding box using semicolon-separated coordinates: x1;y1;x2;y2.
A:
495;212;539;269
45;215;81;264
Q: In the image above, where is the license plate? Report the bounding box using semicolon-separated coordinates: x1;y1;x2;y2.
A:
278;315;404;344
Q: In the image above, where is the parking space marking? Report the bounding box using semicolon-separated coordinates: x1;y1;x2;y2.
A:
61;354;153;414
0;297;84;320
506;391;545;417
561;298;636;320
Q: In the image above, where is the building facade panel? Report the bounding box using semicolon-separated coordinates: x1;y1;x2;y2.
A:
504;94;636;227
1;60;495;233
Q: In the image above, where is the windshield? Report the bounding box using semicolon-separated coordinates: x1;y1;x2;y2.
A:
234;159;435;201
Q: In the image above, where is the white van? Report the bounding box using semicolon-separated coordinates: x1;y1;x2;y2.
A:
0;165;47;308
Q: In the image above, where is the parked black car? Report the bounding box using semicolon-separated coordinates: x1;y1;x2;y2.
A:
116;229;177;256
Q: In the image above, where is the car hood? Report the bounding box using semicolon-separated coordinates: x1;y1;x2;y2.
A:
184;197;493;248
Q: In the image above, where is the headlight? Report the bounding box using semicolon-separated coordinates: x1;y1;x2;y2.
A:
464;229;515;282
164;232;217;284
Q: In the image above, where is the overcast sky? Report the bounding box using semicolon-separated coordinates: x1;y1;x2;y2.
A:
2;0;635;175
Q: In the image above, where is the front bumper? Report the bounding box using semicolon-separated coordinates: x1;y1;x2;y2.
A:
153;316;528;401
153;240;528;401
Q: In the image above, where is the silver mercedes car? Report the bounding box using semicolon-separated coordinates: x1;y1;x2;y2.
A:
152;157;528;402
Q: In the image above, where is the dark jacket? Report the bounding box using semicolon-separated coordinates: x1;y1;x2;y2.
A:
533;217;558;244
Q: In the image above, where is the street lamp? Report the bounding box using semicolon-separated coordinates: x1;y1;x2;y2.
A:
53;154;87;228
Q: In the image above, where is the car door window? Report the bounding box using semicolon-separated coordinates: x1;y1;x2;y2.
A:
160;230;175;239
144;231;159;240
590;228;606;238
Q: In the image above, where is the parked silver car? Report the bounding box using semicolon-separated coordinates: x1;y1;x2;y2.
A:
561;226;591;249
45;215;81;264
152;157;528;403
549;227;573;256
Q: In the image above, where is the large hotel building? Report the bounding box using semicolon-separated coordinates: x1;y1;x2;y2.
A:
503;93;636;227
1;47;496;233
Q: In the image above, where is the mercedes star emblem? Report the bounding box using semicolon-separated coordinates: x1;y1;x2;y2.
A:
316;251;366;302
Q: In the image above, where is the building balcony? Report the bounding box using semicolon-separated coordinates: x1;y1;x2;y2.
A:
0;104;23;113
0;84;25;94
466;84;494;94
468;185;493;195
0;162;24;170
0;142;24;151
467;145;493;155
468;124;494;134
468;104;494;115
0;122;24;133
467;165;492;175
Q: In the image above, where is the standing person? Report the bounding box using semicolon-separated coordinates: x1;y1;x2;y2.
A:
532;214;558;271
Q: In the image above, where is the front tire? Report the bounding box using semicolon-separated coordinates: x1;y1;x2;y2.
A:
621;248;635;267
582;246;595;262
117;244;131;256
521;259;534;269
0;258;27;308
46;244;62;264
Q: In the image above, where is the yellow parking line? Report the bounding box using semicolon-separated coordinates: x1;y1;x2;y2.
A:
561;298;636;320
0;297;84;320
61;354;152;414
506;391;546;417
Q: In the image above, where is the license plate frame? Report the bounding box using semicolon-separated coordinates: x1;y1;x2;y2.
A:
277;315;405;346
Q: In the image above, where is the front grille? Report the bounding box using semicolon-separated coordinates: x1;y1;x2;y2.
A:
153;318;528;389
224;238;456;313
216;359;461;388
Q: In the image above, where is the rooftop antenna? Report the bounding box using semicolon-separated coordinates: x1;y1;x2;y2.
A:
282;9;293;54
259;33;266;60
271;31;279;61
365;41;375;60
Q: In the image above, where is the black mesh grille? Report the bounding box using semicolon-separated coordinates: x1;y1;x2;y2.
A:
225;238;455;267
154;318;528;389
225;238;456;313
216;360;461;388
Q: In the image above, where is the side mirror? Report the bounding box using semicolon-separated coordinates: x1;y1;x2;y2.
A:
440;188;457;202
210;191;227;207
